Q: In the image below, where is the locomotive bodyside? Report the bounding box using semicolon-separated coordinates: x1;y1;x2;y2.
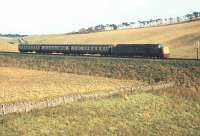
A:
112;44;169;58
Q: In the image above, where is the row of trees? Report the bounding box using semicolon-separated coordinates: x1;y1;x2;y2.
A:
0;33;27;37
139;11;200;27
72;11;200;34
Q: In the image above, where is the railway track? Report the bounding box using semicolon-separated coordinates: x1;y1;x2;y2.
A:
0;51;199;61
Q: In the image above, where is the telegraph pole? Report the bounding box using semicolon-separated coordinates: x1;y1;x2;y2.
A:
195;41;200;60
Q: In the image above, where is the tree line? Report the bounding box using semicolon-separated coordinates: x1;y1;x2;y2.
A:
70;11;200;34
0;34;27;38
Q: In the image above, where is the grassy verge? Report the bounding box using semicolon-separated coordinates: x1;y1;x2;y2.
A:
0;54;199;86
0;90;200;136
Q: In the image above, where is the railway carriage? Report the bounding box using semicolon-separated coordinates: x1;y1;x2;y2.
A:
19;44;41;53
69;44;113;56
40;44;70;54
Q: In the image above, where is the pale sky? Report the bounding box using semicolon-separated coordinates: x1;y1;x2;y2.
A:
0;0;199;35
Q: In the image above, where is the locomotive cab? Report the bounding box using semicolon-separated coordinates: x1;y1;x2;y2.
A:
162;46;170;59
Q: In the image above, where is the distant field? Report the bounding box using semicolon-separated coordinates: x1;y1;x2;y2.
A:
24;20;200;58
0;67;141;104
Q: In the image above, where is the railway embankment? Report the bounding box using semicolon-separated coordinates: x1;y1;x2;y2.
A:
0;53;199;86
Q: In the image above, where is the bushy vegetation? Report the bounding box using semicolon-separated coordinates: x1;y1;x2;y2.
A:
0;53;199;86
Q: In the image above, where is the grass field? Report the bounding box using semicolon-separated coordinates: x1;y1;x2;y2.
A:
24;20;200;58
1;90;200;136
0;67;141;104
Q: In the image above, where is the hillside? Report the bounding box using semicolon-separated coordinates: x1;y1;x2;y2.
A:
24;20;200;58
0;37;18;52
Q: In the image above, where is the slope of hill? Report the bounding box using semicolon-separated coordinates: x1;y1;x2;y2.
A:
25;20;200;58
0;37;18;52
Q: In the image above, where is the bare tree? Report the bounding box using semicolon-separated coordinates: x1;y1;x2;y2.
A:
185;14;193;21
110;24;118;30
176;17;181;23
193;12;199;18
138;21;145;28
79;28;87;34
169;17;173;24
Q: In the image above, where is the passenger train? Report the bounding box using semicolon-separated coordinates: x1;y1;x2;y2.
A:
18;44;170;59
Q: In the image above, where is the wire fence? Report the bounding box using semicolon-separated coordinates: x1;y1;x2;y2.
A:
0;82;175;115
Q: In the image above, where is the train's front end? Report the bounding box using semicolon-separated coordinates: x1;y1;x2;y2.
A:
162;46;170;59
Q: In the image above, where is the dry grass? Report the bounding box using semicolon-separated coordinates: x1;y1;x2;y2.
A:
0;37;18;52
25;20;200;58
0;67;141;104
1;92;200;136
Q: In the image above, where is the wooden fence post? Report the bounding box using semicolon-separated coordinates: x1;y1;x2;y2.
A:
46;99;49;107
195;41;200;60
2;104;5;115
